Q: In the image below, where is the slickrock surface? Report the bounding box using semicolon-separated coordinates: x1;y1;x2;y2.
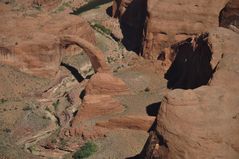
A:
0;4;95;78
143;28;239;159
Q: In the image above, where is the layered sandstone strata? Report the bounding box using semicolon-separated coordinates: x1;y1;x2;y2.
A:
0;4;95;78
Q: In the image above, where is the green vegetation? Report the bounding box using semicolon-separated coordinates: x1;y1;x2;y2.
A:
107;56;117;64
0;98;7;104
22;105;32;111
90;21;112;36
59;138;67;149
71;0;112;15
2;128;11;133
33;4;42;11
45;106;51;112
52;99;60;110
42;115;51;120
55;2;71;13
73;142;97;159
51;138;57;144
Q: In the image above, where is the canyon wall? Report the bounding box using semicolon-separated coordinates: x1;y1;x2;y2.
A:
143;28;239;159
113;0;232;59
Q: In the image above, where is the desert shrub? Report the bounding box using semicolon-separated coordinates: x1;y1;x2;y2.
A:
55;2;71;13
71;0;112;15
52;100;60;110
3;128;11;133
59;138;67;149
0;98;7;104
22;105;32;111
144;87;150;92
33;3;42;11
73;142;97;159
90;21;112;35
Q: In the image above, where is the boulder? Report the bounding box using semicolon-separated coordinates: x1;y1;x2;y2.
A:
85;72;129;95
71;95;124;124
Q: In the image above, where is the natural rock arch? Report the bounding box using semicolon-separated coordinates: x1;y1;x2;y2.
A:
60;35;110;73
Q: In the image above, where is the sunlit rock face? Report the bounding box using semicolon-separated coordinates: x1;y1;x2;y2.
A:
0;4;95;78
112;0;231;59
142;28;239;159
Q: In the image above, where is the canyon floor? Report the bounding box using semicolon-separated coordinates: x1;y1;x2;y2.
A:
1;0;238;159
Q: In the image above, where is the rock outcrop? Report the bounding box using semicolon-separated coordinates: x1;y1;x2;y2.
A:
112;0;234;59
219;0;239;30
85;72;129;95
60;36;110;73
112;0;147;53
71;95;124;122
96;115;155;131
0;4;95;78
143;28;239;159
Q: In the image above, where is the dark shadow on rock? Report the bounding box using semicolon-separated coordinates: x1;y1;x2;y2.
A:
106;6;113;17
165;33;213;89
219;1;239;29
70;0;112;15
61;62;84;82
79;89;86;100
125;154;142;159
110;33;121;42
119;0;147;54
146;102;161;117
147;119;157;133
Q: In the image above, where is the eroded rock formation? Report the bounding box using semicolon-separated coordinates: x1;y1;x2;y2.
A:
0;4;95;78
60;36;110;73
112;0;147;53
112;0;237;59
143;28;239;159
219;0;239;29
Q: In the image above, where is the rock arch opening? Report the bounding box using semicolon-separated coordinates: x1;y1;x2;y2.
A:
60;36;110;74
165;33;213;89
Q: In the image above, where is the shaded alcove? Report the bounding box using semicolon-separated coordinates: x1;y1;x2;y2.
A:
60;62;84;82
165;33;213;89
119;0;148;53
219;0;239;29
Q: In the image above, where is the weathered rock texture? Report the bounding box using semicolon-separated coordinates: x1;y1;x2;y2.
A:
69;72;129;135
85;72;129;95
32;0;62;10
219;0;239;29
112;0;147;53
71;95;124;122
112;0;235;59
60;36;110;73
0;4;95;78
96;115;155;131
143;28;239;159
